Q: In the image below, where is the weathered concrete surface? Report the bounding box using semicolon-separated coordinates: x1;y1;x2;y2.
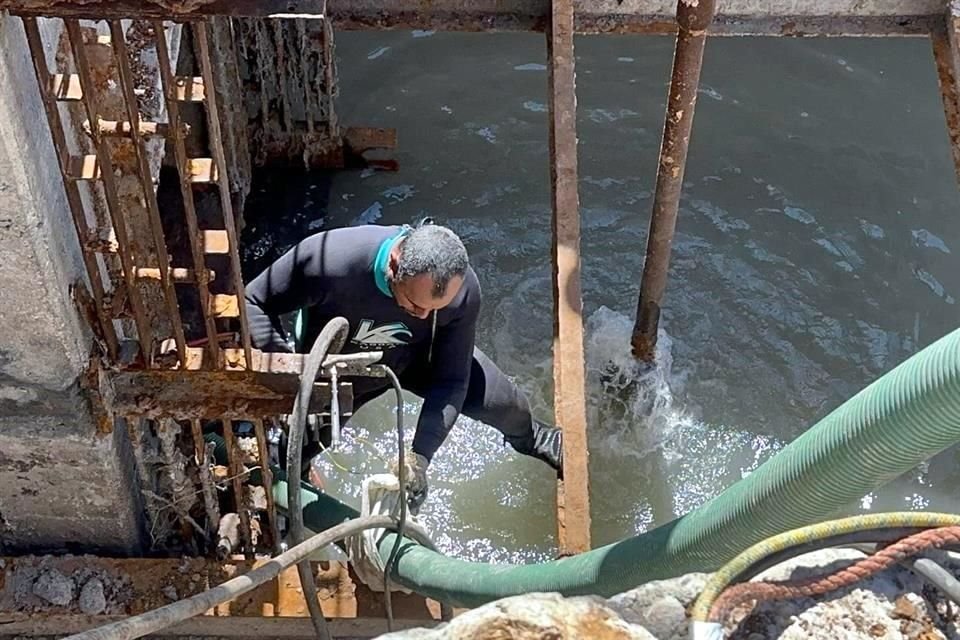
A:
0;14;145;554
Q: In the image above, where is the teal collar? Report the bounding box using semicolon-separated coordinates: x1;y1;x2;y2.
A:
373;227;410;297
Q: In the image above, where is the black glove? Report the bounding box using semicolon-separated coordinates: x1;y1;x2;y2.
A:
392;449;429;515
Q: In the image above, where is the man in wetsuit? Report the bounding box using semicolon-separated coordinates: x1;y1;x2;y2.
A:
244;221;564;510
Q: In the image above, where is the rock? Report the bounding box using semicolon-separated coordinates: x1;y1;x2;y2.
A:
162;585;178;601
376;592;657;639
638;596;687;639
608;573;709;640
78;578;107;615
32;569;75;607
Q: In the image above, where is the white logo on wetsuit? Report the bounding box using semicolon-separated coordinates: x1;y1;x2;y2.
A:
352;319;412;348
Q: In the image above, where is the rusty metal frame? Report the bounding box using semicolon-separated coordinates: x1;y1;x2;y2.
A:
547;0;591;554
193;21;255;367
108;19;189;365
0;1;944;37
64;17;155;360
21;17;120;360
153;20;224;367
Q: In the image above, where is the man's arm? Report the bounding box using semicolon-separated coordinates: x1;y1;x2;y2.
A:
411;279;481;461
244;234;330;352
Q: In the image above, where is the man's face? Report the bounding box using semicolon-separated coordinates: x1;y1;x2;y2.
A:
391;272;464;319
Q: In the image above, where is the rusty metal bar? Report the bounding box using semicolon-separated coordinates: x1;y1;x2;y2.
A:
296;19;316;135
631;0;717;362
153;20;222;367
191;418;221;546
933;6;960;189
65;18;154;361
221;420;255;558
547;0;591;555
193;21;254;368
253;417;280;553
0;1;942;36
109;19;188;366
321;17;337;135
21;17;120;360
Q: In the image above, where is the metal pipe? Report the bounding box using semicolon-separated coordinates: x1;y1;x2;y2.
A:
630;0;716;362
58;514;423;640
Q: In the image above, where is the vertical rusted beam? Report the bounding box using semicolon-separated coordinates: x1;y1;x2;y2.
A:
321;17;337;136
191;418;221;548
547;0;591;555
65;18;154;361
153;20;221;367
933;5;960;188
21;17;119;360
630;0;717;362
109;20;187;366
193;21;254;368
221;420;255;558
253;417;280;553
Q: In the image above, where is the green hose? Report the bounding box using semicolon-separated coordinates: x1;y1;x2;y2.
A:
268;325;960;608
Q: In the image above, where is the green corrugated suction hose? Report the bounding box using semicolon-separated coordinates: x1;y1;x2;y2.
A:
270;326;960;609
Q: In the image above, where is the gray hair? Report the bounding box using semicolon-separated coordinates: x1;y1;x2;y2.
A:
395;224;469;297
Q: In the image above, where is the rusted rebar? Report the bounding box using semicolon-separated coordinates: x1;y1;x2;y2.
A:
193;21;254;368
153;20;221;367
252;417;280;553
109;20;187;366
631;0;716;362
220;420;255;558
65;18;154;361
22;17;119;360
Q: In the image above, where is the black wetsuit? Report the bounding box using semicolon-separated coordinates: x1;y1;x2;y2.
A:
244;224;558;468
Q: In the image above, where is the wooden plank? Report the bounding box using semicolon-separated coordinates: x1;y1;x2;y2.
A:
188;157;219;183
210;293;240;318
135;266;216;282
203;229;230;253
174;75;206;101
97;119;171;137
547;0;591;555
50;72;82;101
67;154;101;181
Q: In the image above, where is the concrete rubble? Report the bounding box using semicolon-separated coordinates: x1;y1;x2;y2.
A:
376;549;960;640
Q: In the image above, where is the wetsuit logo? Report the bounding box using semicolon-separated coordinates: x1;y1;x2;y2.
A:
352;320;412;348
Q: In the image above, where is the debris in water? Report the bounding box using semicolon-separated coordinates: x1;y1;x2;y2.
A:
355;202;383;225
367;46;390;60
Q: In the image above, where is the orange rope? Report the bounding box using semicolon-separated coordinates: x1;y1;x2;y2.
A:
709;525;960;623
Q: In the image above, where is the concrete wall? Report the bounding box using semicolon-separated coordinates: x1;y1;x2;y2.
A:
0;13;145;554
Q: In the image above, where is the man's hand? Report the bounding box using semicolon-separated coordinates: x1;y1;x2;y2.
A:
392;449;429;515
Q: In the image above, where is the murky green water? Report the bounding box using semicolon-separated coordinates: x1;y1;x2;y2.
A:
241;32;960;563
